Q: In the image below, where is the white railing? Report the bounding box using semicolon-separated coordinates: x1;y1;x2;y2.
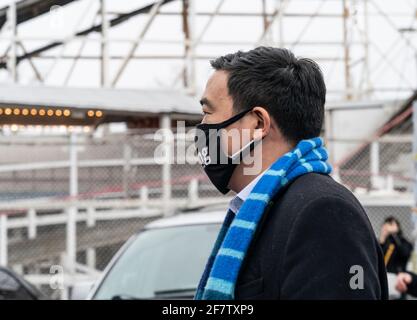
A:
0;187;231;299
0;184;230;265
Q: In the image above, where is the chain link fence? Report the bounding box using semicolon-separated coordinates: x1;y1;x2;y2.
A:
0;128;225;299
0;129;416;298
330;135;417;273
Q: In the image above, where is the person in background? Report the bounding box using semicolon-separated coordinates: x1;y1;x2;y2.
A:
396;271;417;297
380;216;413;274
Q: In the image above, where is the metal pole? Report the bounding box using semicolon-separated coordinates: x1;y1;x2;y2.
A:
342;0;352;100
69;133;79;200
86;248;96;270
7;1;17;82
28;208;37;239
87;206;95;227
182;0;196;93
172;0;225;88
325;108;334;165
111;0;163;87
69;132;78;198
188;178;199;206
59;253;69;300
182;0;190;89
363;0;371;97
123;142;132;198
100;0;109;87
66;132;78;276
261;0;268;40
0;214;7;266
256;0;285;46
370;140;380;189
188;0;196;92
412;101;417;270
140;186;149;214
160;114;172;216
278;0;285;48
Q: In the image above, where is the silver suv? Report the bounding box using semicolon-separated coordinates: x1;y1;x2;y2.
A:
88;207;225;300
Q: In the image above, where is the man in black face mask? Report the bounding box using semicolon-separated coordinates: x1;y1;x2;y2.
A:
194;47;388;300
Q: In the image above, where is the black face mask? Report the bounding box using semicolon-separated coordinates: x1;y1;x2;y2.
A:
194;108;259;194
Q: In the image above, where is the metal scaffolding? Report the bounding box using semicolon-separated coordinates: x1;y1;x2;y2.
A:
1;0;417;299
0;0;416;101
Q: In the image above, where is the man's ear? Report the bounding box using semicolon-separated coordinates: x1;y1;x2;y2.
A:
252;106;271;139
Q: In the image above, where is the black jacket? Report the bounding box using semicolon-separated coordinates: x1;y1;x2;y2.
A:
381;233;413;273
234;172;388;300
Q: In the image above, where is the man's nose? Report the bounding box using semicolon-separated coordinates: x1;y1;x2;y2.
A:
200;114;212;124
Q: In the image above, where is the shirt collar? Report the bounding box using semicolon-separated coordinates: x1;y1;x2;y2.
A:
229;170;266;214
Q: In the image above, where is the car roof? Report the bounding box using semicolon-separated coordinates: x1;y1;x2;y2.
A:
145;209;227;229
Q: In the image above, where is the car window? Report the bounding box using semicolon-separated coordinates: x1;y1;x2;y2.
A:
0;270;34;300
93;223;221;299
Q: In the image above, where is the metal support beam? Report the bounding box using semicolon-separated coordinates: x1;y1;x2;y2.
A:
0;0;176;70
182;0;196;93
289;0;326;51
370;140;380;189
28;208;37;239
111;0;164;86
7;1;17;82
324;108;334;165
63;3;99;85
122;142;132;198
261;0;268;39
0;214;7;266
277;0;285;47
362;0;371;97
342;0;353;100
66;132;78;275
17;41;43;82
412;101;417;266
100;0;109;87
256;0;290;47
160;114;172;216
86;248;96;270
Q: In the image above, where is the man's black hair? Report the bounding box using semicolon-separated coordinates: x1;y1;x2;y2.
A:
210;46;326;144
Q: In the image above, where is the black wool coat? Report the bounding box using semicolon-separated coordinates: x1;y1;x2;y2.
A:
234;173;388;300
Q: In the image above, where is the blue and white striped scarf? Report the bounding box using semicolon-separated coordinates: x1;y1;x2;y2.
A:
194;137;332;300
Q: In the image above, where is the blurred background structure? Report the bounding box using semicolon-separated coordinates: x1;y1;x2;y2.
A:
0;0;417;299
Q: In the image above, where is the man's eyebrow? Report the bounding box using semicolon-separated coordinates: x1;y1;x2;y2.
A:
199;97;214;109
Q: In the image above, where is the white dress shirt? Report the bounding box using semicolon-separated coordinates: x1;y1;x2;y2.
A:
229;170;266;214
